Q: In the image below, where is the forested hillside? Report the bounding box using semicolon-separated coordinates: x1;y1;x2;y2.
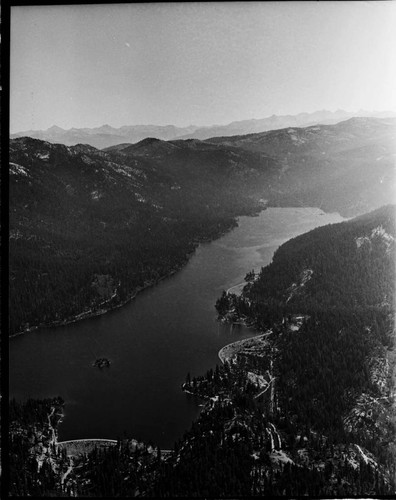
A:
9;136;277;335
239;204;395;325
207;205;396;495
149;206;396;496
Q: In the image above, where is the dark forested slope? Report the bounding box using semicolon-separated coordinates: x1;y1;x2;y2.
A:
243;204;395;323
9;136;277;335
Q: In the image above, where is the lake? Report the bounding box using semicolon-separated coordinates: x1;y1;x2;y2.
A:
9;207;345;448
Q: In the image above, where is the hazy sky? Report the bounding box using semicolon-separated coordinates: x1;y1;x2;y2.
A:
10;1;396;132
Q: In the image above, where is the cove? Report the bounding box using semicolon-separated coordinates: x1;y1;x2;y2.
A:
9;207;345;448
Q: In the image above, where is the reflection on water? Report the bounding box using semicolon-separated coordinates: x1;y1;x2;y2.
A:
9;208;344;448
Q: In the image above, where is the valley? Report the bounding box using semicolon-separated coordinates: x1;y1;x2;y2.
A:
8;118;396;496
11;205;394;496
9;117;396;336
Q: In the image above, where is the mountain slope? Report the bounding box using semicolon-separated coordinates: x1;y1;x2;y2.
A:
205;117;396;216
175;205;396;496
108;117;396;217
243;204;395;316
9;136;277;335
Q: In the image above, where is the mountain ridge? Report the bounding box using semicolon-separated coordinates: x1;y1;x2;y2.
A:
11;109;396;149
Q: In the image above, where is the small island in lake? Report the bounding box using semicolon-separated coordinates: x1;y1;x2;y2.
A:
93;358;111;368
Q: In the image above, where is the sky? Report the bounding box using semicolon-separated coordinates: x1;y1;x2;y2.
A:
10;1;396;132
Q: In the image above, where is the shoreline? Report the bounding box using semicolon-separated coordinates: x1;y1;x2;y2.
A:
10;280;160;339
10;204;340;339
225;281;246;296
9;252;196;339
57;438;172;458
10;215;247;339
218;332;268;364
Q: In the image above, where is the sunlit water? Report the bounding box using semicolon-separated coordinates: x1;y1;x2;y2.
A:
9;207;345;448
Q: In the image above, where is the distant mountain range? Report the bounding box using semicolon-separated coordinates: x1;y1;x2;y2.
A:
11;109;396;149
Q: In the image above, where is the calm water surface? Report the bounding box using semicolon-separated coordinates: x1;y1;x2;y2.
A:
9;208;344;448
